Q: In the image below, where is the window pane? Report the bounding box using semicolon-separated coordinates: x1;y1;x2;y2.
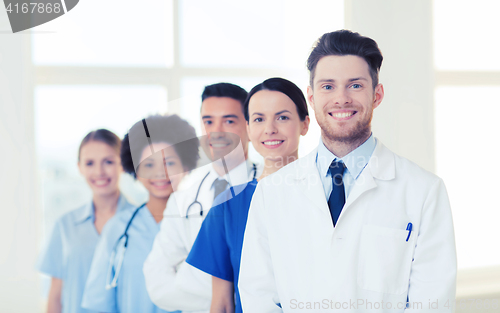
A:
32;0;174;67
35;85;168;236
180;0;343;68
434;0;500;71
435;86;500;269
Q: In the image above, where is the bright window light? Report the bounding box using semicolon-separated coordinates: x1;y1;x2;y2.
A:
32;0;174;67
435;86;500;269
434;0;500;71
180;0;344;69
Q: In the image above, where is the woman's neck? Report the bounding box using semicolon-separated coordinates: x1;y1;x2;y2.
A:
147;196;170;223
93;190;120;214
258;151;299;181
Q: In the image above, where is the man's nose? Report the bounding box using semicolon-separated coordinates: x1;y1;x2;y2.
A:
211;121;224;133
209;121;226;137
334;88;352;106
209;131;226;139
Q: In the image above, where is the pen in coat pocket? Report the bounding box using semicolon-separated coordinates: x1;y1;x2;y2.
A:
406;223;413;242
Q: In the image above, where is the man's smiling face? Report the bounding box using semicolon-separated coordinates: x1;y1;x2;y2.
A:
307;55;384;145
200;96;249;162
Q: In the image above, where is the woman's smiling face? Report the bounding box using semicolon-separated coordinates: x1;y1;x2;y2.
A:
136;142;185;200
247;90;309;163
78;140;122;197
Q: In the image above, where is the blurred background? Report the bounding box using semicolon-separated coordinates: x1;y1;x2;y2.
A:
1;0;499;312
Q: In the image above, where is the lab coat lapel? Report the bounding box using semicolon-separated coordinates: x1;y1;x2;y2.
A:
292;141;395;221
294;149;330;215
343;140;396;210
343;165;377;210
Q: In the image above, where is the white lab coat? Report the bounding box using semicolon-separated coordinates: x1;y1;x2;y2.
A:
239;140;456;313
143;160;260;312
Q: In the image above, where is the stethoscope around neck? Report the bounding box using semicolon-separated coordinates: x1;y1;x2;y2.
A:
105;163;257;288
106;202;146;289
185;162;257;218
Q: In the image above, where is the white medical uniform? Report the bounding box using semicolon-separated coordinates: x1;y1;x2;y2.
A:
143;160;260;312
239;139;456;312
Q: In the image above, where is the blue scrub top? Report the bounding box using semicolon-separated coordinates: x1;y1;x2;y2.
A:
186;180;257;313
82;204;177;313
36;195;134;313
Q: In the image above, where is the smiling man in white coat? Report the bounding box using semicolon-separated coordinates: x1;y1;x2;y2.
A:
238;30;456;312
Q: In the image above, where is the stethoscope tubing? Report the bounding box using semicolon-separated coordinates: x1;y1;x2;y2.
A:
185;163;257;218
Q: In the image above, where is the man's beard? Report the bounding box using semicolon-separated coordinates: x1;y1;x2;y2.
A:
316;110;373;145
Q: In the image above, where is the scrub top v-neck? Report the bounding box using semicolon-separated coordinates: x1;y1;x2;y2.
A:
37;195;134;313
82;204;177;313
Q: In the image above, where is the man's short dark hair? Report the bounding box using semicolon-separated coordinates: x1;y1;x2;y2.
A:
307;30;383;88
201;82;248;113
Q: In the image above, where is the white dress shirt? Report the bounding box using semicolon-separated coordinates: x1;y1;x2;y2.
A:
143;160;260;312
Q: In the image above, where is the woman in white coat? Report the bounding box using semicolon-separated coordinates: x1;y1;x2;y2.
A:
186;77;310;313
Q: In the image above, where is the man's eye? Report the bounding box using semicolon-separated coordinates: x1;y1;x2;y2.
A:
204;120;212;125
225;120;235;124
351;83;362;89
323;85;333;90
86;161;93;166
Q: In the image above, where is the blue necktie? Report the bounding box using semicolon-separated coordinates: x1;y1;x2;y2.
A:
328;160;346;226
212;178;228;200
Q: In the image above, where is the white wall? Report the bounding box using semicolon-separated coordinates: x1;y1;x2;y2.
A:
0;9;40;313
346;0;435;172
346;0;500;308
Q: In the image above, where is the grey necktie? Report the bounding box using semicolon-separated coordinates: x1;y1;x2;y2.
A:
212;178;229;200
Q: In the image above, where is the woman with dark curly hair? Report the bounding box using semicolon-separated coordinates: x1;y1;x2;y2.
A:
82;114;199;313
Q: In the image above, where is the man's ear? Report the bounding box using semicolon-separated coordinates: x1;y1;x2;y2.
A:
307;85;315;112
373;83;384;109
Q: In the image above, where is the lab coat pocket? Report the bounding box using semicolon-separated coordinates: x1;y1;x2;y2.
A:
358;224;414;295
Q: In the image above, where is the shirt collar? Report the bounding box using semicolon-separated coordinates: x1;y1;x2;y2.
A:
316;134;376;180
209;159;254;188
74;193;129;225
74;201;95;225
